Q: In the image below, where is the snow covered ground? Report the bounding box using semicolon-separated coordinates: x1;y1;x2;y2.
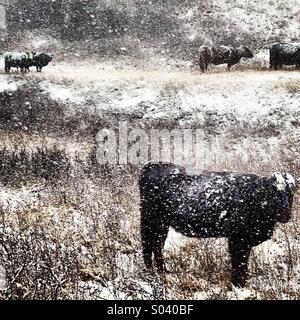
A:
32;62;300;118
1;61;299;167
30;63;300;169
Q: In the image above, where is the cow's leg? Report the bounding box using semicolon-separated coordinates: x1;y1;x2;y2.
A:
153;221;169;274
269;58;274;70
228;238;252;288
270;63;279;70
141;216;154;270
199;57;207;73
141;200;163;271
199;62;206;73
270;59;277;70
142;217;169;273
227;64;232;71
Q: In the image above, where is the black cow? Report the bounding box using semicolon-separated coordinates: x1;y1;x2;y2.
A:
199;45;254;72
139;163;296;288
4;52;33;73
269;43;300;70
32;52;53;72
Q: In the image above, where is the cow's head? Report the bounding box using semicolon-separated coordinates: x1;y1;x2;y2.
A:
46;53;54;62
241;46;254;58
269;173;296;223
27;52;35;60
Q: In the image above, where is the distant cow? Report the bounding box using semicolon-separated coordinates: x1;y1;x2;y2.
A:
139;163;296;288
4;52;33;73
199;45;254;72
4;52;53;73
32;52;53;72
269;43;300;70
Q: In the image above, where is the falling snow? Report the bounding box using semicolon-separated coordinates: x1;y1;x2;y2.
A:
0;0;299;301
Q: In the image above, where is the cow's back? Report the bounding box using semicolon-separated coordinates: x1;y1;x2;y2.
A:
164;172;256;236
270;43;300;66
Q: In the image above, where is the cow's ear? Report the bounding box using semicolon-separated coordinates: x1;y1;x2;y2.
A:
270;172;287;192
283;173;296;191
271;172;296;192
268;174;278;191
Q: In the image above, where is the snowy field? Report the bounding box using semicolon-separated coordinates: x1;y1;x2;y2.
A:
0;60;299;300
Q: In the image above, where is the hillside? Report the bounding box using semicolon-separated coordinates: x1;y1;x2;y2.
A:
1;0;300;64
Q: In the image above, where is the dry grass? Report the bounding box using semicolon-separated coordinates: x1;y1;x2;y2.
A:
280;80;300;94
0;138;299;300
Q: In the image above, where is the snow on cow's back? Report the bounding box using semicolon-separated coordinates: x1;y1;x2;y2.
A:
180;171;252;204
34;52;53;58
282;43;300;54
271;42;300;54
4;51;28;60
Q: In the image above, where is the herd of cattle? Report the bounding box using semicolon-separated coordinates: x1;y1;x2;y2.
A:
140;163;299;287
1;42;299;74
199;42;300;71
1;51;53;73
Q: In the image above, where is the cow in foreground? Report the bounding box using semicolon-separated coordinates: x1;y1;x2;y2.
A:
199;45;254;72
139;163;296;288
269;43;300;70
